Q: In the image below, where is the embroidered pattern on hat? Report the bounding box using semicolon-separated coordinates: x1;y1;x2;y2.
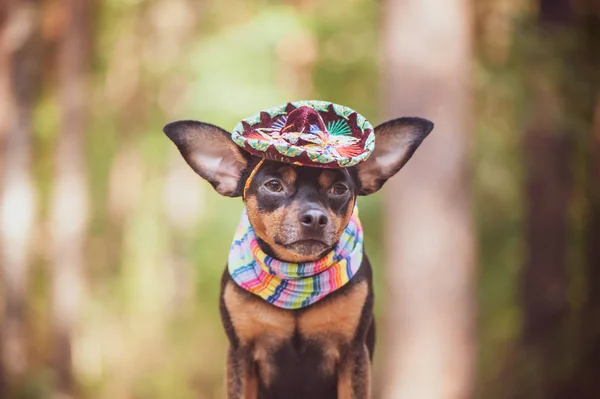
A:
231;100;375;168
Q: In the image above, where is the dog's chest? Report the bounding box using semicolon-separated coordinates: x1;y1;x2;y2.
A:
224;280;368;386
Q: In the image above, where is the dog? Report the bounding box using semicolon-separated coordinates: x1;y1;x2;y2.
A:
164;103;433;399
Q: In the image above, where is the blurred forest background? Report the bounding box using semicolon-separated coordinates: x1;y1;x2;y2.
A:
0;0;599;398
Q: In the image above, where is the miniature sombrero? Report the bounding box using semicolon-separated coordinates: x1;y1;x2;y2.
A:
231;100;375;168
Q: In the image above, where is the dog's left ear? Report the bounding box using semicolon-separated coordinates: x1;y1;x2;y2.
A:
163;120;248;197
357;117;434;195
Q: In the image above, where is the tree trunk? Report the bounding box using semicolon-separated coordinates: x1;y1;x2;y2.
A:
569;6;600;395
49;0;93;395
0;0;41;394
519;1;573;397
571;92;600;399
380;0;476;398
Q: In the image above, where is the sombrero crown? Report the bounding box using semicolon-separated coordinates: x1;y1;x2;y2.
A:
231;100;375;168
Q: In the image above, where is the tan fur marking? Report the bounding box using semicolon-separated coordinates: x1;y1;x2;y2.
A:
318;170;336;190
253;341;275;385
280;166;297;186
243;364;258;399
245;196;266;238
337;361;353;399
330;199;355;240
226;345;259;399
224;282;294;344
298;281;368;341
337;345;372;399
245;196;285;247
272;247;306;262
320;339;341;376
224;282;295;388
246;197;288;261
361;345;373;398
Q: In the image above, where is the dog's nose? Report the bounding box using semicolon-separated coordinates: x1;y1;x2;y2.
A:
299;209;328;230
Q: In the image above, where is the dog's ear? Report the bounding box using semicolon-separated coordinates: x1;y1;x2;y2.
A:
163;120;248;197
357;117;433;195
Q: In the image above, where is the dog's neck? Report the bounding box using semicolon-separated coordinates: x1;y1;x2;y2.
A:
254;236;336;264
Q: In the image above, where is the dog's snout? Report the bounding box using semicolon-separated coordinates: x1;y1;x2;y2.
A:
299;209;328;230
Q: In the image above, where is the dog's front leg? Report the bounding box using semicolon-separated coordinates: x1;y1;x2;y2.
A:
226;346;258;399
337;344;371;399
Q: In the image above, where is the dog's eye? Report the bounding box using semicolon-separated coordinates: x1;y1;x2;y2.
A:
330;183;348;196
264;179;283;192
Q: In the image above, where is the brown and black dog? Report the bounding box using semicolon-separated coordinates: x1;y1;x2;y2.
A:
163;115;433;399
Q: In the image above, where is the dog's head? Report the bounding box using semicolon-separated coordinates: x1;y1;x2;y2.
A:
164;117;433;262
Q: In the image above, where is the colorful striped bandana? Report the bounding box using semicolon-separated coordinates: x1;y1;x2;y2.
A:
228;207;364;309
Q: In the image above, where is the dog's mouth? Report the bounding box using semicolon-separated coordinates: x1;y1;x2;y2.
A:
283;239;331;257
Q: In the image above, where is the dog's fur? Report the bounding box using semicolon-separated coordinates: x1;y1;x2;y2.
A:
164;115;433;398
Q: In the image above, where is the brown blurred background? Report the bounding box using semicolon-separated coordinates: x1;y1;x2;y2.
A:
0;0;599;398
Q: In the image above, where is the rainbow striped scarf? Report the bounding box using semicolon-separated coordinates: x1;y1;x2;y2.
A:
228;207;364;309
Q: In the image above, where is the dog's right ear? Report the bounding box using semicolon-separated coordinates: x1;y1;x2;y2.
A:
163;120;248;197
356;117;433;195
